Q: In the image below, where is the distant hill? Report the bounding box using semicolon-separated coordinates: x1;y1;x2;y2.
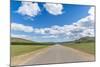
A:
74;37;95;43
11;37;53;45
60;37;95;45
11;37;34;43
11;37;95;45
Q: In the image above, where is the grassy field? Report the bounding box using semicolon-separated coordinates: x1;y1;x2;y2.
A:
11;45;49;57
64;42;95;54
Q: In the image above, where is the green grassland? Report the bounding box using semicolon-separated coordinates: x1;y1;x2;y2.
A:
11;45;49;57
11;38;52;57
64;37;95;54
64;42;95;54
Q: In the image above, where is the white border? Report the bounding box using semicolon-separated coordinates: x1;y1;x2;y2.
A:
0;0;99;67
19;0;96;5
0;0;10;67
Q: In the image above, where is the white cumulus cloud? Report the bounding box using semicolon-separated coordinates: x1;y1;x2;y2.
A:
32;7;95;40
12;7;95;42
17;2;41;17
81;29;95;37
76;7;95;28
44;3;63;15
11;23;34;32
42;35;58;38
88;7;95;16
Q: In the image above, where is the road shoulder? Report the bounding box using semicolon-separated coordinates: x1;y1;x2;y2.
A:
63;46;95;60
11;46;52;66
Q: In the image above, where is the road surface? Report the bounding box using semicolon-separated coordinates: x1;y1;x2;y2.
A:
22;44;94;65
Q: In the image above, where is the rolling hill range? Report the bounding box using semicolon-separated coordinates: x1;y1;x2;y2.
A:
11;37;34;43
59;37;95;45
63;37;95;54
11;37;95;43
11;37;54;45
74;37;95;43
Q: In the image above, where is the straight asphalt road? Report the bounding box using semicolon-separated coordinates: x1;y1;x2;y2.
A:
22;44;95;65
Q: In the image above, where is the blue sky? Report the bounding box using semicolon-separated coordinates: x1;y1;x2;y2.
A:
11;1;95;42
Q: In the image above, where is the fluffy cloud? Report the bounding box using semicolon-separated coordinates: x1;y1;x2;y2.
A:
33;25;64;35
34;28;46;34
81;29;95;37
33;7;95;40
44;3;63;15
17;2;41;17
42;35;58;38
12;7;95;41
76;7;95;29
88;7;95;16
67;7;95;39
11;23;34;32
88;7;95;22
